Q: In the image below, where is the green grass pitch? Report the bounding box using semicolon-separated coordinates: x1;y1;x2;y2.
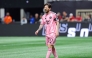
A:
0;37;92;58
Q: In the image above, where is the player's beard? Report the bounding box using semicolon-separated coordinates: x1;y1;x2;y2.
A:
44;9;50;14
46;10;50;14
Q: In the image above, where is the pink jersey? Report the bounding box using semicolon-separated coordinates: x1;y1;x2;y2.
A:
41;11;59;36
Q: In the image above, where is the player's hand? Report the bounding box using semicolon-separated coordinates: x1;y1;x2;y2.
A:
35;30;39;35
56;32;59;38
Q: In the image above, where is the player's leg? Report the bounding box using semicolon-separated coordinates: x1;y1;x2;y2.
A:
46;44;53;58
50;33;58;58
46;37;52;58
52;45;58;58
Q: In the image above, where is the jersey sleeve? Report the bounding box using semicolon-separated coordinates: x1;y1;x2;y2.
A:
54;13;59;21
40;16;45;25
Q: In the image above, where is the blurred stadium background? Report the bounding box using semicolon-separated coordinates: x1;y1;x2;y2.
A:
0;0;92;58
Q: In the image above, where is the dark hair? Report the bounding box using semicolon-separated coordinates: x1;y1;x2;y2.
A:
44;3;52;8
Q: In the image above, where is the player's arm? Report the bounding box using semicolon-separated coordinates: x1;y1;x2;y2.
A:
35;17;44;35
35;24;44;35
54;14;60;37
56;20;59;33
37;24;44;32
37;16;45;32
56;19;59;37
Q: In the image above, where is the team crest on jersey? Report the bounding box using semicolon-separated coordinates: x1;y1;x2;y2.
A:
49;16;52;19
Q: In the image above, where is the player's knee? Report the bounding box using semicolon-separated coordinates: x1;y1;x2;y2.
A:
47;44;52;51
48;44;52;48
52;45;54;48
48;46;52;51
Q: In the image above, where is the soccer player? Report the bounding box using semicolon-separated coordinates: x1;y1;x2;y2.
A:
35;3;59;58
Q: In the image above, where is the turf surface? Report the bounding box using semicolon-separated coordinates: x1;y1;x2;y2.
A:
0;37;92;58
